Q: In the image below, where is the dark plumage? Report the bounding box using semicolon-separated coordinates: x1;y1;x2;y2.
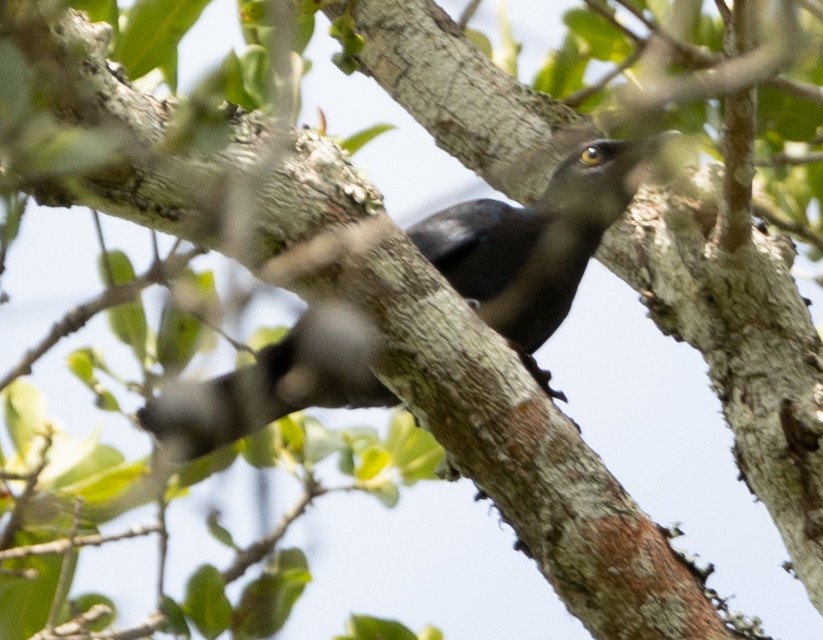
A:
140;134;667;458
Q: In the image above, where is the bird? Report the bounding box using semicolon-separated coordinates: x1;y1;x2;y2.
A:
139;132;669;459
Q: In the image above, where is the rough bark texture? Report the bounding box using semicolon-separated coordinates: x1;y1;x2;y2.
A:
323;0;823;619
9;2;822;639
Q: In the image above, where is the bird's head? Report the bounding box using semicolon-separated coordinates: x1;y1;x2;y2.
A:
542;132;674;232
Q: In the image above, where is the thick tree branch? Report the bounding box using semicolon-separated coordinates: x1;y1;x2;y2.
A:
326;0;823;620
7;6;746;639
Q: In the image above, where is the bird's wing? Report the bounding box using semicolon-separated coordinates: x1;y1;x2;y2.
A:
406;199;513;267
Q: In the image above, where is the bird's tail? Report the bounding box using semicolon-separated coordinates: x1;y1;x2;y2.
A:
137;337;299;460
137;301;394;460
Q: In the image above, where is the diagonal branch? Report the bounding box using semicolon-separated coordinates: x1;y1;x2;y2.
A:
10;6;747;639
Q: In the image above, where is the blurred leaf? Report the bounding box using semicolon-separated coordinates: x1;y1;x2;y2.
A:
183;564;232;640
98;250;148;362
56;459;151;520
239;0;317;54
1;193;26;249
563;8;632;62
418;626;445;640
758;84;823;141
66;593;116;632
68;0;119;33
0;39;30;129
338;123;396;156
223;48;263;111
241;421;280;468
329;12;364;75
3;378;44;458
232;548;311;639
303;415;343;464
369;481;399;508
385;412;444;485
339;615;419;640
65;349;122;412
24;126;123;178
206;510;238;550
533;35;589;99
37;427;121;489
170;446;238;492
156;305;202;373
160;595;191;637
493;0;520;77
115;0;212;82
0;529;77;640
464;29;493;58
355;444;390;481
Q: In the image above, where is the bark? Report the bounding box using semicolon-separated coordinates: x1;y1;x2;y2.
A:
7;3;820;639
323;0;823;619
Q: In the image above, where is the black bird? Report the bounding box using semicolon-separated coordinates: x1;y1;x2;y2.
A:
140;134;666;458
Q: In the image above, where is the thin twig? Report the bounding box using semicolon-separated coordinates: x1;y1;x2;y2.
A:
221;477;324;584
457;0;482;30
155;495;169;608
47;497;84;628
0;523;161;561
717;0;758;251
29;609;166;640
92;210;115;286
583;0;644;43
753;199;823;255
0;431;53;550
0;246;202;393
564;42;648;108
714;0;732;24
754;151;823;167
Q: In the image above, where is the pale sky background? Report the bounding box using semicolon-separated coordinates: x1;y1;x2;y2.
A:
1;1;822;638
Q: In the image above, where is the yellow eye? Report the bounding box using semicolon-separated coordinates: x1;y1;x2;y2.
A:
579;145;603;166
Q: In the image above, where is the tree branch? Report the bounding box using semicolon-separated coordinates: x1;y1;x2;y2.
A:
11;3;823;638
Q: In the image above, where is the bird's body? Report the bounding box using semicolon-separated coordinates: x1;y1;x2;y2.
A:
140;135;665;458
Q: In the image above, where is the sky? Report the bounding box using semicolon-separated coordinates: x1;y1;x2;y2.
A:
1;1;822;638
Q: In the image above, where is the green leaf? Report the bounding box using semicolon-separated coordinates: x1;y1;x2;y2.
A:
329;13;364;75
338;123;396;156
385;412;444;485
232;549;311;639
564;8;632;62
56;459;155;523
355;444;391;481
303;416;343;464
418;625;445;640
223;49;263;111
0;529;78;640
67;593;116;632
493;0;520;77
169;446;238;492
342;615;419;640
0;39;30;129
67;0;119;33
24;126;123;178
533;35;589;99
758;84;823;141
156;269;217;373
183;564;232;640
114;0;213;82
464;29;492;58
65;349;122;412
1;193;26;249
98;250;148;362
3;378;44;458
206;511;239;550
160;595;191;638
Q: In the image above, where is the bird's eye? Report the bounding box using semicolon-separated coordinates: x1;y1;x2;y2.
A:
579;145;603;167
